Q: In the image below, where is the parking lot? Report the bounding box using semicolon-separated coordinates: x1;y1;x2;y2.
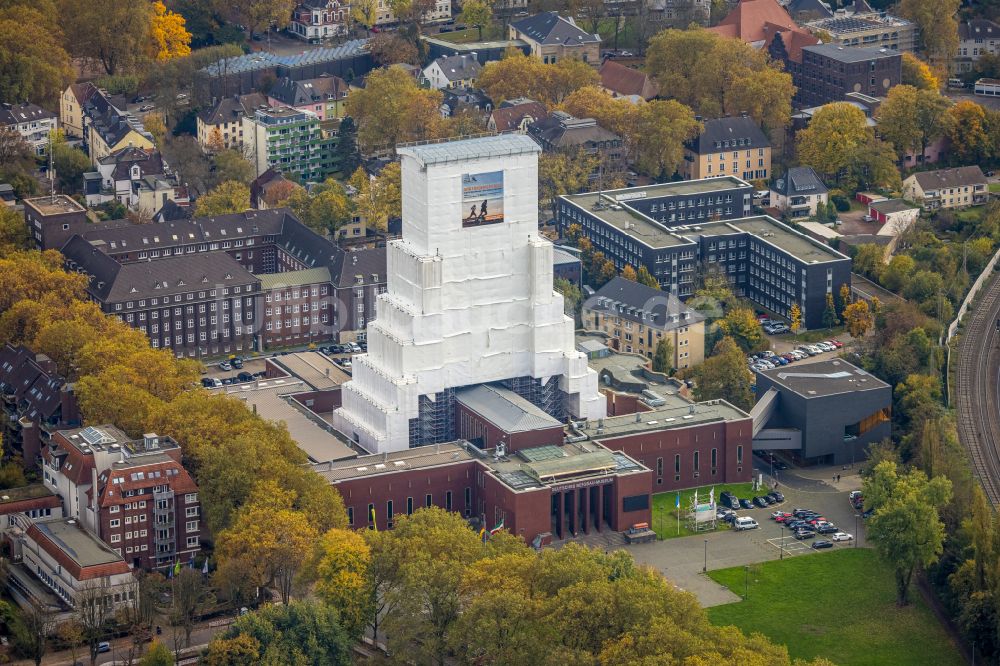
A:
747;338;845;372
625;465;866;606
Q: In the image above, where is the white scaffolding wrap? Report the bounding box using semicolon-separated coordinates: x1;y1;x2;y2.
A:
332;136;606;453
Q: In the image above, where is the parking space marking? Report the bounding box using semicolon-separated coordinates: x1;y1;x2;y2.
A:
767;536;810;556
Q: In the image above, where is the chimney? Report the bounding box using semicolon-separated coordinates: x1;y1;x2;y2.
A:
91;465;99;523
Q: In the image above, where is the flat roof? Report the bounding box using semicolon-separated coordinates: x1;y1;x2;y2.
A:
710;216;848;263
257;267;331;290
563;192;690;249
759;358;890;398
272;352;350;390
24;195;86;216
803;43;900;63
33;518;124;569
0;485;56;505
220;380;357;463
487;441;647;492
455;384;561;433
870;198;919;214
315;440;475;482
596;176;751;200
397;134;539;166
797;221;842;240
580;399;750;438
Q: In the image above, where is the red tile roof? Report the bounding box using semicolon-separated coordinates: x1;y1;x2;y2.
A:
490;102;549;133
97;459;198;508
709;0;818;62
599;60;659;100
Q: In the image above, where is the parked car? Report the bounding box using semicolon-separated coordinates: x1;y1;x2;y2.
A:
231;358;244;369
817;524;839;534
771;491;785;502
98;642;111;653
828;340;844;348
794;529;816;540
832;532;854;542
771;510;791;520
218;361;232;371
139;104;156;112
739;498;754;510
237;371;254;382
752;496;768;508
811;539;834;549
348;342;362;353
733;517;758;531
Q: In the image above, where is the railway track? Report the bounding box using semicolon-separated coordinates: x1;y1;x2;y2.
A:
956;272;1000;506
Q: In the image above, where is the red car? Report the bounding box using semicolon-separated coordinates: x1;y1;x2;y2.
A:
829;340;844;348
775;513;793;523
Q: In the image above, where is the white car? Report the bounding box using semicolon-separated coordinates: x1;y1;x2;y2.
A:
832;532;853;542
817;342;835;352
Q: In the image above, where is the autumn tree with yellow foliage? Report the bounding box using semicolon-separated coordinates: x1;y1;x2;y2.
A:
476;51;599;107
345;67;447;153
149;1;191;61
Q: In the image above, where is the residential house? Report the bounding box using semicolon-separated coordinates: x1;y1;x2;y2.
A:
441;87;492;118
867;199;920;236
509;12;601;65
582;277;706;369
250;167;296;209
60;83;100;140
8;516;134;610
81;89;155;166
288;0;350;42
709;0;819;67
598;60;659;102
647;0;710;25
422;54;482;90
804;8;917;53
43;425;202;571
527;111;626;179
0;344;81;470
195;93;268;153
770;166;828;218
0;102;57;156
267;76;349;120
792;44;901;108
372;0;451;26
902;166;988;210
683;115;770;182
242;106;339;182
152;200;193;223
955;19;1000;74
488;98;548;134
89;147;181;213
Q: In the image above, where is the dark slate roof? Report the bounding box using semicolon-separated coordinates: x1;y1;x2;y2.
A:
911;166;987;190
959;19;1000;41
332;248;385;287
268;76;348;107
428;55;482;82
197;93;268;125
527;112;619;149
802;43;900;64
772;167;828;197
583;276;704;332
153;200;192;223
510;12;600;46
786;0;833;18
62;236;257;302
491;100;548;132
101;147;166;182
688;116;770;154
0;345;67;424
869;199;918;215
0;102;56;126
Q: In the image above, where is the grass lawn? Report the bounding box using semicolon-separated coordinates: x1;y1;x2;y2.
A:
435;27;488;44
651;482;755;539
707;549;963;666
790;326;846;344
955;207;985;224
990;183;1000;194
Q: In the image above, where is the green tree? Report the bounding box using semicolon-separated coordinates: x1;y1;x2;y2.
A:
349;163;400;232
170;569;214;647
212;149;254;185
0;6;73;106
881;254;916;292
554;277;582;319
477;52;599;106
947;101;992;165
14;599;53;666
58;0;154;75
843;300;874;338
332;116;360;176
194;181;251;217
901;52;939;90
635;265;659;289
139;640;173;666
286;178;356;236
302;528;371;637
538;149;599;220
876;85;953;160
230;0;297;34
652;336;673;373
899;0;961;66
211;600;351;665
0;206;31;257
863;460;952;605
50;131;91;192
458;0;492;40
821;292;838;328
796;102;871;179
350;0;379;33
692;336;754;410
717;306;767;352
852;244;886;281
344;67;446;153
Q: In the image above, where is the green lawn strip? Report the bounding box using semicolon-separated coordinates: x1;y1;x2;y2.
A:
990;183;1000;194
434;28;482;44
650;482;755;539
707;549;963;666
790;327;846;344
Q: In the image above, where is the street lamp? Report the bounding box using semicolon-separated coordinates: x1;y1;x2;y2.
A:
703;539;708;572
744;564;750;600
855;514;860;548
780;525;784;560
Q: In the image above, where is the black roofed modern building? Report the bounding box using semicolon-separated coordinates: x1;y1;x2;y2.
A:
557;178;852;329
769;166;829;218
751;358;891;465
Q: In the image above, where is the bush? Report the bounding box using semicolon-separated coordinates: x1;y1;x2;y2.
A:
832;194;850;212
93;74;140;97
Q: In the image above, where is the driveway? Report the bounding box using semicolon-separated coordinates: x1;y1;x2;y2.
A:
621;467;867;607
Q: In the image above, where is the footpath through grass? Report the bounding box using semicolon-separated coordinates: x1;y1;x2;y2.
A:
707;549;963;666
650;482;754;539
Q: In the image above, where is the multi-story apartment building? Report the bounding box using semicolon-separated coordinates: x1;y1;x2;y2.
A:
955;19;1000;74
557;179;851;329
288;0;350;41
527;112;626;181
81;88;155;166
196;93;268;153
0;344;81;470
0;102;57;156
792;44;901;108
43;425;202;571
804;12;917;53
25;203;387;355
902;166;989;211
242;106;339;182
267;76;349;120
582;277;706;369
682;115;770;182
371;0;451;26
60;83;100;140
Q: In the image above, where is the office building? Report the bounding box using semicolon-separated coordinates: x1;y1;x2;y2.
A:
792;44;901;108
804;12;917;53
